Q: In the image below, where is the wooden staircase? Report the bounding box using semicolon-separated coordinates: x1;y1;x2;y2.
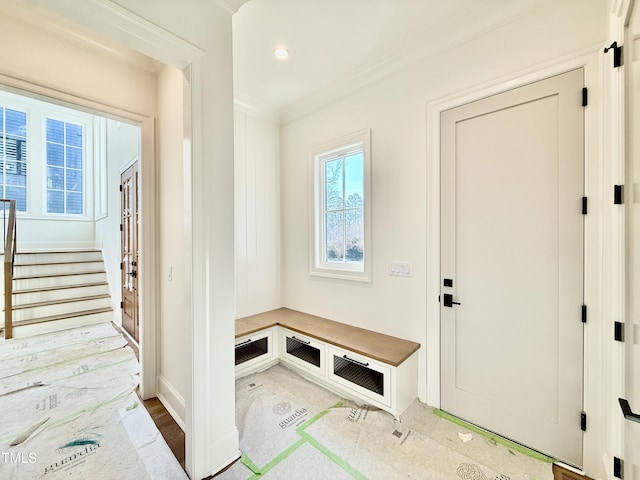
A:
1;250;113;338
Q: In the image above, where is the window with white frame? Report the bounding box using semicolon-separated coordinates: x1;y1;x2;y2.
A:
0;89;94;219
0;106;28;211
46;118;84;214
311;129;371;281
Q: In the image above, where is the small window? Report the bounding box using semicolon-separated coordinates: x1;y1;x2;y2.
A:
46;118;84;215
311;129;371;281
0;107;28;211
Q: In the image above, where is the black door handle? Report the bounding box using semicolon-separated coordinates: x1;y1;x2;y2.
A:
619;398;640;423
443;293;461;308
127;271;137;278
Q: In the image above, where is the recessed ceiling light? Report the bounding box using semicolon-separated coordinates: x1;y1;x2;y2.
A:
273;47;289;60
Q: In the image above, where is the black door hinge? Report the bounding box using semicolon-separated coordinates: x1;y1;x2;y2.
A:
604;41;623;68
614;185;624;205
582;197;588;215
120;224;123;232
581;305;587;323
120;262;123;270
119;184;123;192
580;411;587;431
614;456;623;478
582;87;588;106
615;321;625;342
120;301;124;309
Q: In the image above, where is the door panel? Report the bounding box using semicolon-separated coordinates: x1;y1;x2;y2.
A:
121;162;139;342
441;69;584;466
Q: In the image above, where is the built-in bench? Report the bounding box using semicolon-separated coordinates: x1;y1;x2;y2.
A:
235;307;420;417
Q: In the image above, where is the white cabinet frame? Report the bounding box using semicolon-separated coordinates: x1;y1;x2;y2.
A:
279;328;326;377
235;325;419;418
327;345;392;408
234;328;278;378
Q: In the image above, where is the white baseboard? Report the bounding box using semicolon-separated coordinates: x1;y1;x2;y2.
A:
157;375;186;431
206;429;241;477
417;382;428;404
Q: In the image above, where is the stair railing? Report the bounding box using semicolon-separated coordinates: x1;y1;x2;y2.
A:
2;199;16;339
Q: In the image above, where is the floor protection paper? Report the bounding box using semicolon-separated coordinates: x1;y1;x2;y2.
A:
222;364;554;480
0;323;187;480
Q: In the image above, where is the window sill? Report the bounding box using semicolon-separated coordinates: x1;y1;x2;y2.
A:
309;268;371;283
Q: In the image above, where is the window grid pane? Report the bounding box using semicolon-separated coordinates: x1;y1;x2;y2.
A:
325;158;343;211
46;119;83;215
326;211;344;262
0;106;28;212
322;151;364;265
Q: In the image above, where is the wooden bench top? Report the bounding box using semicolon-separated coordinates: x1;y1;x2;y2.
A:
235;307;420;367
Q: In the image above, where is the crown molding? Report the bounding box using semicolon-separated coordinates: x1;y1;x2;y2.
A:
234;91;280;124
280;0;551;125
211;0;251;15
32;0;205;69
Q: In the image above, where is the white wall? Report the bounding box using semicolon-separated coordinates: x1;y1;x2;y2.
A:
17;219;94;249
100;1;241;477
281;0;604;330
234;103;281;318
156;65;187;427
280;2;606;474
0;3;156;253
284;1;599;329
281;0;605;351
0;7;156;118
95;119;141;323
1;1;240;477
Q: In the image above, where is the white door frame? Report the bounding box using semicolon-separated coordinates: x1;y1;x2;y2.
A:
426;48;604;475
619;0;639;476
18;1;242;478
0;73;157;399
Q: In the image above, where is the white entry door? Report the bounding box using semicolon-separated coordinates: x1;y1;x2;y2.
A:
440;69;585;466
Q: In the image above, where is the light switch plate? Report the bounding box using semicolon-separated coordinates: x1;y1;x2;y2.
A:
389;262;411;277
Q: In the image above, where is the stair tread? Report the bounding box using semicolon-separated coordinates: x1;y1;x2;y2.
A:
9;307;114;327
15;260;104;267
11;294;111;310
7;249;102;254
12;282;109;295
13;271;107;280
16;248;101;255
1;249;113;335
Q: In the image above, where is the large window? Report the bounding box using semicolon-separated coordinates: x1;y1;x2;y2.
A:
46;119;84;214
311;129;371;281
0;89;94;219
0;107;27;211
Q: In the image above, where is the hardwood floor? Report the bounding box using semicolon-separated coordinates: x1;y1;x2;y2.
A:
111;322;186;471
142;396;186;470
553;464;594;480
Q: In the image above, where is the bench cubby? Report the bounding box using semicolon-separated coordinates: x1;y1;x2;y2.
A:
235;308;420;417
280;328;325;376
328;345;391;407
234;329;278;377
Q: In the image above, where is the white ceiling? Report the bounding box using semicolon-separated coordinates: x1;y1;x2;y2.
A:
6;0;551;118
232;0;550;113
